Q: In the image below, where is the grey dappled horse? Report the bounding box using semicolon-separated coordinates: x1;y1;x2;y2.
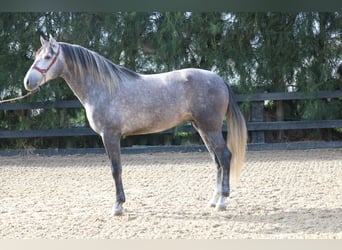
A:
24;35;247;215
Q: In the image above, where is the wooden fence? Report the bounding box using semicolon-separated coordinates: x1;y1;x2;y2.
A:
0;90;341;152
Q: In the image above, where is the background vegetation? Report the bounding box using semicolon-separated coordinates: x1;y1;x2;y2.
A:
0;12;341;149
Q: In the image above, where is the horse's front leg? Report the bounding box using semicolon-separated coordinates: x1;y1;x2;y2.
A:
102;131;125;216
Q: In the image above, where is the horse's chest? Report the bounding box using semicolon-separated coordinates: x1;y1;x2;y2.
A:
84;103;119;135
84;108;100;134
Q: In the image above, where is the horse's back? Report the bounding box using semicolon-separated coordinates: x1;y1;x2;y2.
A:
142;68;229;104
149;68;229;129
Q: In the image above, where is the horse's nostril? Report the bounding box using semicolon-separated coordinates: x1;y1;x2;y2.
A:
24;78;33;90
25;81;31;89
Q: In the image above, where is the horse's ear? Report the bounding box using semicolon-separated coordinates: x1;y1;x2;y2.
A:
49;34;59;50
40;36;47;46
49;34;57;45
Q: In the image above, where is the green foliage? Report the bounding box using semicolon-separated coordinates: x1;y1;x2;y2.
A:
0;12;341;149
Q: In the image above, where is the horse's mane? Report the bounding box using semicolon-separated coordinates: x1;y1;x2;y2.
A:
60;42;140;94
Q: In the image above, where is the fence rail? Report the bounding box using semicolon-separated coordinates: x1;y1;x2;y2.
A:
1;90;341;151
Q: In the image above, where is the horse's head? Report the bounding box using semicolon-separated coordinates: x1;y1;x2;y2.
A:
24;35;63;91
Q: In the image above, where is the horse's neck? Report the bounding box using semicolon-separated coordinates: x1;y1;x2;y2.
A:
61;71;94;106
61;56;118;106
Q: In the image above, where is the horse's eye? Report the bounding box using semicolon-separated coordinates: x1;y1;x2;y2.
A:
44;55;52;60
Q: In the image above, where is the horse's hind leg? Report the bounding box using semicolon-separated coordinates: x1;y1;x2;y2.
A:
207;153;221;206
101;131;126;216
194;125;232;210
209;134;232;210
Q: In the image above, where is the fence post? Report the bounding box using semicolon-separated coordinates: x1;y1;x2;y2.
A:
251;101;265;143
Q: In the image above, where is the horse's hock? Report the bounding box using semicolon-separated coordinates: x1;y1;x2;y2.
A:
0;149;341;239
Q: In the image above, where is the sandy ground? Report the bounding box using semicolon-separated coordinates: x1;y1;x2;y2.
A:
0;148;341;239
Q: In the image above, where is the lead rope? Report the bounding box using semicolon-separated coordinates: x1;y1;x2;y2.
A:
0;87;39;104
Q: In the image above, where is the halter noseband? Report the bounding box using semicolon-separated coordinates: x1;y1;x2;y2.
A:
32;45;61;75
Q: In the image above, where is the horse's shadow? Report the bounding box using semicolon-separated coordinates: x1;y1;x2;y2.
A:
151;207;342;236
239;208;341;234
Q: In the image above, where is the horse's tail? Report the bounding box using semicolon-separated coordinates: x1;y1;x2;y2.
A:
226;84;248;185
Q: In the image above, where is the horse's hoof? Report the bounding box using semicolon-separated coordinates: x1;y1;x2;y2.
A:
215;203;227;211
209;195;219;208
208;200;216;207
112;203;123;216
209;203;216;208
112;209;123;216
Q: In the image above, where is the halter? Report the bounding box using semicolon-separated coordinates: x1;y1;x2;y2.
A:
32;44;61;76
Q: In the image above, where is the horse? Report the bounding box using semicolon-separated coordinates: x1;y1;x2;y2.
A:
24;35;247;216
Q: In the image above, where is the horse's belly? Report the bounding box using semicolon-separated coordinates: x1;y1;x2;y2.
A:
121;111;190;136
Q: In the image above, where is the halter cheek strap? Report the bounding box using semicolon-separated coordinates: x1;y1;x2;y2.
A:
32;45;61;75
